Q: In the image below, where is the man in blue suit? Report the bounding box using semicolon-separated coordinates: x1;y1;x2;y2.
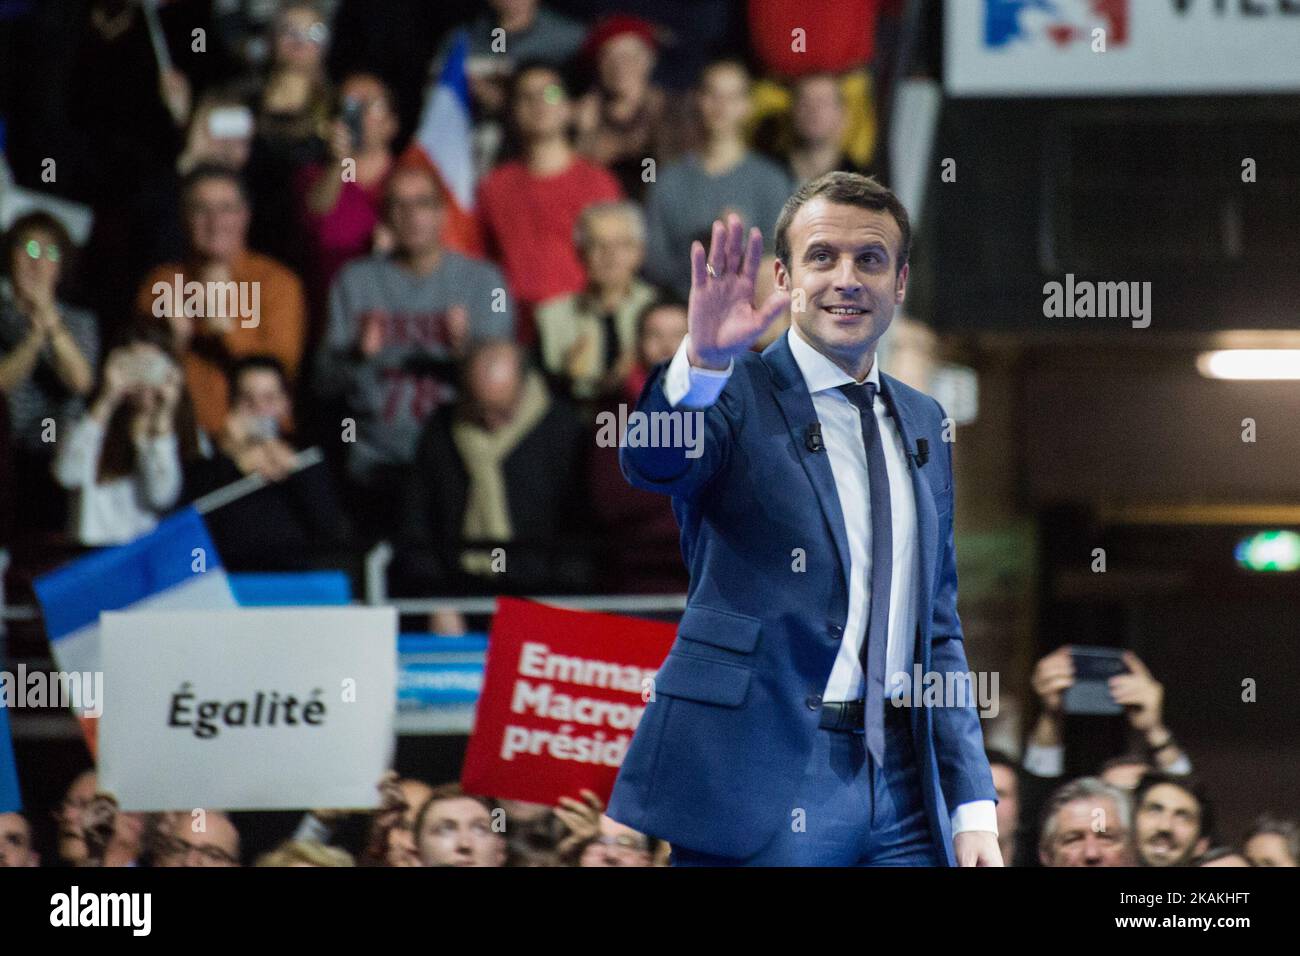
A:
606;172;1001;866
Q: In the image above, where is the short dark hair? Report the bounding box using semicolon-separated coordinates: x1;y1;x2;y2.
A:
228;354;288;393
1243;814;1300;864
509;59;572;106
773;171;911;273
3;210;74;280
1134;772;1215;844
412;784;499;840
180;162;250;208
634;295;686;339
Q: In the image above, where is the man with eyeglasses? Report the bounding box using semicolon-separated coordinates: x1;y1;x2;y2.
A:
315;163;514;535
578;816;655;868
136;164;307;437
151;809;241;867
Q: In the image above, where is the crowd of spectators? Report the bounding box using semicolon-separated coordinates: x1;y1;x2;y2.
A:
2;647;1293;869
986;648;1296;869
0;1;1290;869
0;0;896;596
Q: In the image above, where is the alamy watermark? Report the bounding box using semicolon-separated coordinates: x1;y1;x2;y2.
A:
1043;273;1150;329
594;404;704;459
151;274;261;328
0;665;103;718
50;886;151;936
888;666;999;718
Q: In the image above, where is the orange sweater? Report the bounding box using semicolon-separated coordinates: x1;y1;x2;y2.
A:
137;251;306;436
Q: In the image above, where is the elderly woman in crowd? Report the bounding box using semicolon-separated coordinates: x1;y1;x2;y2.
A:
534;201;659;408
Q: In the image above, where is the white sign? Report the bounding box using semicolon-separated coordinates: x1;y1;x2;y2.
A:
99;607;397;811
946;0;1300;96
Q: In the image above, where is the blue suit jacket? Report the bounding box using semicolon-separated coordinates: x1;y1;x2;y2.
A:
606;333;996;864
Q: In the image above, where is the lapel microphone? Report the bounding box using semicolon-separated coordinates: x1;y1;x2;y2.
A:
914;438;930;468
805;423;824;453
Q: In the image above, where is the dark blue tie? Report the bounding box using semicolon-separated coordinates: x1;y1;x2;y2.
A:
838;381;891;766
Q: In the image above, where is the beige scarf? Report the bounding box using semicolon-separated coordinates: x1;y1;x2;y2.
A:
452;372;551;572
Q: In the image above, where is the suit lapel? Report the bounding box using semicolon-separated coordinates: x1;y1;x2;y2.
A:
879;373;937;662
758;340;940;665
760;336;852;581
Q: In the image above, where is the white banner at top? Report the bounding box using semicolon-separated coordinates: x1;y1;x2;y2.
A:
946;0;1300;96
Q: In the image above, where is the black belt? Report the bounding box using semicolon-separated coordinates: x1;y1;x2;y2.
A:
819;699;865;732
819;699;909;733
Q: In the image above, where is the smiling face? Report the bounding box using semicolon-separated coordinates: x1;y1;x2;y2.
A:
184;177;250;263
775;197;908;378
1042;798;1133;867
1135;783;1206;867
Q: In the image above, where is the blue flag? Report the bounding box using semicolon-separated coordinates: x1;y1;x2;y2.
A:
0;691;20;812
34;507;236;676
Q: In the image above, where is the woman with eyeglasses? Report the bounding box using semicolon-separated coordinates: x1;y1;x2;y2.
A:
0;212;99;535
241;2;336;277
255;2;334;149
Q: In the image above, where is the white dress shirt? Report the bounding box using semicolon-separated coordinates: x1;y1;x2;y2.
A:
663;328;996;837
52;416;183;546
1024;743;1191;778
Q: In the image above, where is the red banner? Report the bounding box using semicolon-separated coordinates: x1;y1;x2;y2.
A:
460;598;676;807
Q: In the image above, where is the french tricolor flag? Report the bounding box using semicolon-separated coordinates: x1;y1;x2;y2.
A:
400;30;482;257
34;507;237;754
